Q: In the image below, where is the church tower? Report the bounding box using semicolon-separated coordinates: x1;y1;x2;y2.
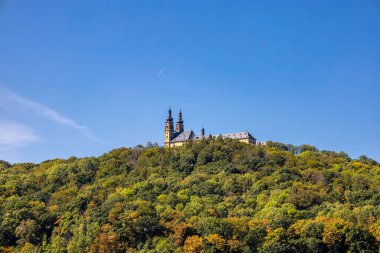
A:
164;108;174;147
176;110;184;133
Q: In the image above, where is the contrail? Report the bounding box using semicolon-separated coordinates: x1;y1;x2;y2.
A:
156;68;166;78
0;86;104;143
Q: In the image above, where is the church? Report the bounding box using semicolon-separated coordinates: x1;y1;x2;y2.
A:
164;108;256;147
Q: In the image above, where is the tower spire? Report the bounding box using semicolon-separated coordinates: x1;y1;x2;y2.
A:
164;107;174;147
167;107;172;119
176;109;184;133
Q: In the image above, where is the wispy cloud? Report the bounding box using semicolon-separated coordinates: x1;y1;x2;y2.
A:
156;68;166;78
0;121;39;147
0;87;103;142
0;121;39;162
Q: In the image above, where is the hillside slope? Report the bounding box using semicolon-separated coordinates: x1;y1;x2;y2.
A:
0;140;379;252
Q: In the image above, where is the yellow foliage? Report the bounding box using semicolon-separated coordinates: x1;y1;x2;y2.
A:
183;235;204;253
50;186;78;205
173;223;192;245
84;201;96;217
226;236;241;252
20;242;39;253
119;187;135;197
178;176;191;188
125;211;139;221
288;219;311;236
265;227;285;242
350;161;368;170
256;193;269;209
370;220;380;242
206;208;218;217
248;218;270;230
89;224;122;253
157;194;167;203
177;189;190;202
206;234;226;250
28;200;45;208
108;202;123;223
47;205;58;213
226;217;249;235
315;217;351;245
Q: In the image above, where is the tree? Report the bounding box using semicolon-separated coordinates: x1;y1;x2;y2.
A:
205;234;226;252
259;228;291;253
287;182;323;209
15;219;40;245
0;140;379;251
184;235;204;253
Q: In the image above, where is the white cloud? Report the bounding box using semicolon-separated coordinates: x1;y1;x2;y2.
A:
0;86;103;142
0;122;38;146
0;121;39;162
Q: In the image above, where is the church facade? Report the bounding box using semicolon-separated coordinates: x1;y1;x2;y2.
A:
164;108;256;147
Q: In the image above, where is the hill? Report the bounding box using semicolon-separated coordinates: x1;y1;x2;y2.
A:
0;139;379;252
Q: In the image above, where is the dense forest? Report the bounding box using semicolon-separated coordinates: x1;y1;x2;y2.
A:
0;139;379;252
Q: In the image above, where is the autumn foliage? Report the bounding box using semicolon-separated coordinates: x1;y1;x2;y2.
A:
0;140;379;252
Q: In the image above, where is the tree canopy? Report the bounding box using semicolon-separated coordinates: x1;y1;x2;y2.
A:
0;139;379;252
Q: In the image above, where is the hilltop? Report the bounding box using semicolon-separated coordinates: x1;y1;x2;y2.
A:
0;139;379;252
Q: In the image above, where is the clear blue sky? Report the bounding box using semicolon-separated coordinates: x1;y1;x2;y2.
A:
0;0;379;163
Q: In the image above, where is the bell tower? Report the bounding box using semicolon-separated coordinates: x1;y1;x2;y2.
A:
164;108;174;147
176;110;184;133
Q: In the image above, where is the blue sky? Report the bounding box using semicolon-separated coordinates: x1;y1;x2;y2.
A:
0;0;379;163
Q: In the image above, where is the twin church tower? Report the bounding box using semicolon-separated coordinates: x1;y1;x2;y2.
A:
164;108;184;146
164;108;256;147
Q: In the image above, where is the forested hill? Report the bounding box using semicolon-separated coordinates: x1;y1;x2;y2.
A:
0;140;380;253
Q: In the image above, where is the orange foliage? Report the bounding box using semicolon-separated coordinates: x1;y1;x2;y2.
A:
369;220;380;242
108;202;123;223
88;224;122;253
226;236;241;252
84;201;96;218
47;205;58;213
315;217;351;245
1;247;14;253
206;208;218;217
173;222;193;245
206;234;226;251
183;235;204;253
248;218;270;231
